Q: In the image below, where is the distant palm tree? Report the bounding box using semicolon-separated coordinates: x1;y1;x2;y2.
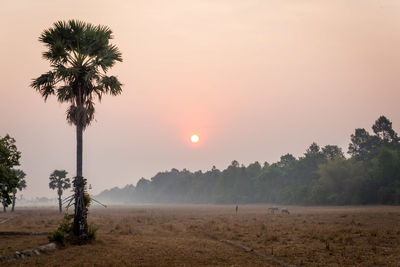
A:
11;169;26;212
31;20;122;238
49;170;71;213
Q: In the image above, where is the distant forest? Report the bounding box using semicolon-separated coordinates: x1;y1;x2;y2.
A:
97;116;400;205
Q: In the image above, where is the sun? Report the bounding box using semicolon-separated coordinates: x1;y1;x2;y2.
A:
190;134;199;143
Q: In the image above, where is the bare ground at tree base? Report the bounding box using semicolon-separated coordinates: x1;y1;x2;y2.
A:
1;205;400;266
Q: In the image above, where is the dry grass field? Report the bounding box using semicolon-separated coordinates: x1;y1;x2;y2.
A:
1;205;400;266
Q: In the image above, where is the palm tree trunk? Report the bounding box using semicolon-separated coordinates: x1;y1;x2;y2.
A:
77;124;83;178
11;191;16;212
73;124;88;238
58;189;62;213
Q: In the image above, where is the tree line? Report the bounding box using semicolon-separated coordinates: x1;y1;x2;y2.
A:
97;115;400;205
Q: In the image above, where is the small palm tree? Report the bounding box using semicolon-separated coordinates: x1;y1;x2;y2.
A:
31;20;122;237
11;169;26;212
49;170;71;213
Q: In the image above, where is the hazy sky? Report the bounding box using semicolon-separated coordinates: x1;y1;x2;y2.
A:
1;0;400;198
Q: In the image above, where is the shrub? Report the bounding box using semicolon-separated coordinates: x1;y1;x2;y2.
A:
48;213;99;245
48;214;72;245
59;214;73;232
48;229;67;245
84;193;91;207
87;224;99;241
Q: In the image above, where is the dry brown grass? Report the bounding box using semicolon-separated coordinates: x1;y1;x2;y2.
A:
1;205;400;266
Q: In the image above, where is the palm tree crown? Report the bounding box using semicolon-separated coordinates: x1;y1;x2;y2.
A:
31;20;123;128
49;170;71;191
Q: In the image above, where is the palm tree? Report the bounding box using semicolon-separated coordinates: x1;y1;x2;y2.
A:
31;20;123;238
49;170;71;213
11;169;26;212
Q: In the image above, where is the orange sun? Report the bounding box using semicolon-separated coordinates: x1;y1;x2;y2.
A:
190;134;199;143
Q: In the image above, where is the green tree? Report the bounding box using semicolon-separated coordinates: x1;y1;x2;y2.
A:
134;178;151;202
31;20;123;237
278;154;296;168
49;170;71;213
314;158;367;205
0;135;21;212
348;128;375;160
305;142;322;157
371;148;400;204
284;143;326;204
255;164;284;203
322;145;345;160
372;116;399;145
11;169;26;212
213;161;241;203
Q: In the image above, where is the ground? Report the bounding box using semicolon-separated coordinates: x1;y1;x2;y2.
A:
1;205;400;266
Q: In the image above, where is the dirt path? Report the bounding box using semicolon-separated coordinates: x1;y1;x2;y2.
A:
0;216;17;224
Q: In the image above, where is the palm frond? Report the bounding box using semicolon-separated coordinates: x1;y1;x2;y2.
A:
66;103;95;128
31;71;57;101
42;40;68;64
57;85;74;102
101;75;122;95
95;44;122;72
55;64;79;81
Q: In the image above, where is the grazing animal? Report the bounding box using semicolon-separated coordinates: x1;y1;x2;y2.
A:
281;208;290;214
268;207;279;214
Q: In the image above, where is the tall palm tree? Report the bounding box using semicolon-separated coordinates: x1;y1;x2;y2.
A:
11;169;26;212
49;170;71;213
31;20;122;238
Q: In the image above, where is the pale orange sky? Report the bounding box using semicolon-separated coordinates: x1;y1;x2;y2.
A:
1;0;400;198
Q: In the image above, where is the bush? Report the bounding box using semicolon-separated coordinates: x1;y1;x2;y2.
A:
48;214;72;245
84;193;91;207
48;229;67;245
59;214;73;232
48;212;99;245
87;224;99;241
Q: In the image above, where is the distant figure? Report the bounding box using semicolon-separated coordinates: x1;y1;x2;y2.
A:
281;208;290;214
235;205;238;215
268;207;279;214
